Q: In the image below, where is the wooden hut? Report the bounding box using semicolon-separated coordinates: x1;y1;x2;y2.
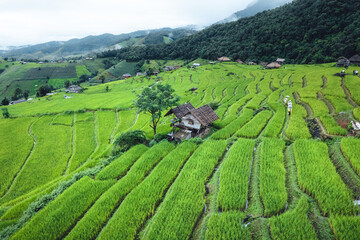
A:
217;56;231;62
165;103;219;140
236;59;244;64
349;54;360;66
266;62;282;69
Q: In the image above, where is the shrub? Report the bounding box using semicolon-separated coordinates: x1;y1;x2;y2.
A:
113;130;146;153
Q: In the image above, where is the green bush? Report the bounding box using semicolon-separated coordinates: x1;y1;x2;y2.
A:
113;130;146;153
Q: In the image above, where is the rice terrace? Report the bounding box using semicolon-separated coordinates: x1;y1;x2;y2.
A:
1;59;360;239
1;0;360;239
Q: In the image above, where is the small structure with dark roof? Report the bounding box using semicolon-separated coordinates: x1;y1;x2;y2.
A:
218;56;231;62
165;102;219;140
66;85;82;93
260;62;268;67
349;54;360;66
136;72;145;76
336;57;351;67
236;59;244;64
267;62;282;69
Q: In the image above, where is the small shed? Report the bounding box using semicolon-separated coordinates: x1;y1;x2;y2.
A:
276;58;285;65
122;73;132;79
218;56;231;62
66;85;82;93
236;59;244;64
349;54;360;66
193;63;201;67
267;62;282;69
260;62;268;67
336;57;350;67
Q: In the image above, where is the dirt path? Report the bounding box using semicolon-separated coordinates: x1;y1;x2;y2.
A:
322;76;327;89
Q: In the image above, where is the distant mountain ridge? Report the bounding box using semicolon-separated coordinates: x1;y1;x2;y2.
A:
0;27;196;60
216;0;293;24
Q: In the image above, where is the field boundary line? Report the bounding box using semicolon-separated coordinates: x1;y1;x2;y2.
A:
64;114;75;175
0;117;40;201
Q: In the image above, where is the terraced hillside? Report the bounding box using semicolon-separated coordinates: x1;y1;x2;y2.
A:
1;62;360;239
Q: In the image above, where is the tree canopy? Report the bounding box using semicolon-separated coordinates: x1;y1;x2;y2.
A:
98;0;360;64
135;83;179;135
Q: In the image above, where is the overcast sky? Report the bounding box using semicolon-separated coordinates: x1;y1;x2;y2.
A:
0;0;254;47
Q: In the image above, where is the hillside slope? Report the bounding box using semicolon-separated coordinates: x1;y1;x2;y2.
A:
0;28;196;60
112;0;360;63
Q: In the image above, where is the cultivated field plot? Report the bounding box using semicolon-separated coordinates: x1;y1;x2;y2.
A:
1;62;360;239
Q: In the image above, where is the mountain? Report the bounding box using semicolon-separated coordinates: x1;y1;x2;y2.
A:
0;27;196;60
111;0;360;64
216;0;293;24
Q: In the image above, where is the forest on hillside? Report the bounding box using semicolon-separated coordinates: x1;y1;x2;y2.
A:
98;0;360;63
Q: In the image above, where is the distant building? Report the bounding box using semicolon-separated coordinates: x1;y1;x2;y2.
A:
217;56;231;62
236;59;244;64
193;63;201;67
122;73;132;79
336;57;351;67
248;61;257;65
136;72;145;76
66;85;82;93
260;62;269;67
9;99;26;105
164;66;175;71
267;62;282;69
276;58;286;65
349;54;360;66
165;102;219;140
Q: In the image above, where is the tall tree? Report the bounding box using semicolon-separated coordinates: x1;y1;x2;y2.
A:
135;84;179;135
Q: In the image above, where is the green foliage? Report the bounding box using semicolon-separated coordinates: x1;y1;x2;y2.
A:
205;212;251;240
341;138;360;176
135;83;179;135
269;197;317;240
320;115;347;135
263;103;286;137
286;103;311;140
113;130;146;153
1;116;71;202
1;98;10;106
329;215;360;240
91;111;117;158
0;118;33;197
1;108;10;118
236;110;272;138
65;141;174;240
293;139;357;216
260;138;287;217
110;0;360;63
75;65;91;78
211;108;253;139
144;140;227;240
96;144;148;180
217;138;255;211
354;108;360;121
97;142;197;240
10;177;114;240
